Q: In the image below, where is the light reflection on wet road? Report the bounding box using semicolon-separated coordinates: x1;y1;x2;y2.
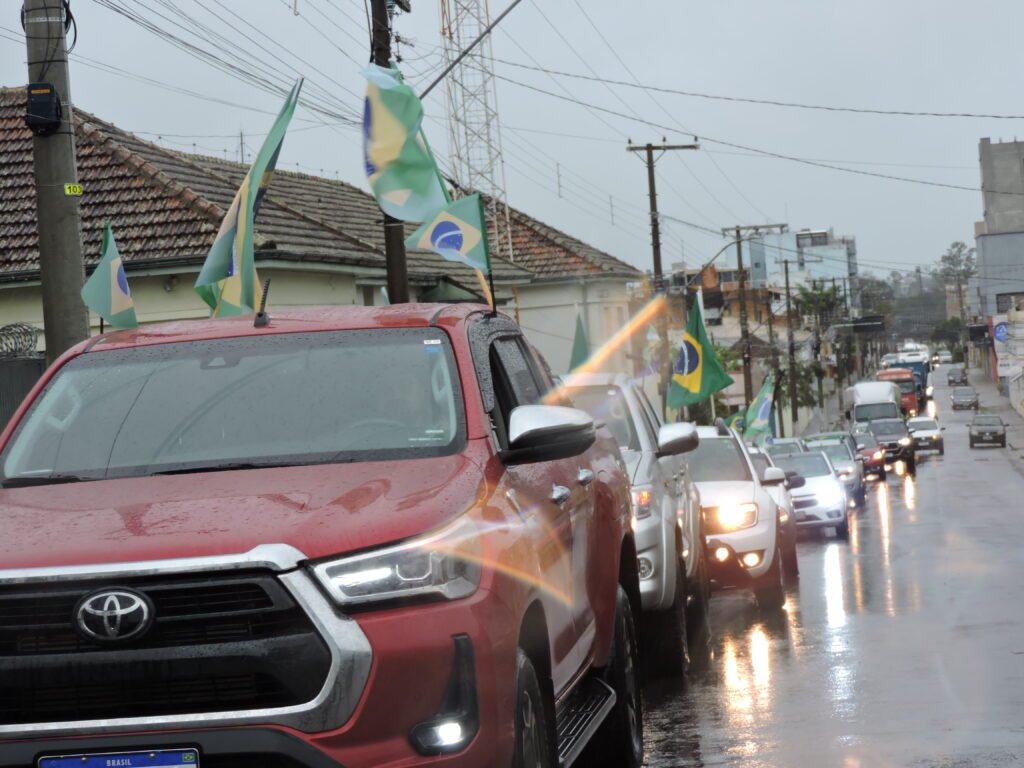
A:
644;385;1024;767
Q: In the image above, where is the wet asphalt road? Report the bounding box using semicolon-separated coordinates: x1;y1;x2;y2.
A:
643;370;1024;767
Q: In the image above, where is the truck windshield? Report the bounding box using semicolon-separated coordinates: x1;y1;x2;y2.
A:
853;403;899;421
687;437;752;482
870;419;908;437
0;330;465;484
897;382;916;394
564;386;640;451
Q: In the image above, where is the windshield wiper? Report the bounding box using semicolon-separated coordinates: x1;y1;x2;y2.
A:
150;461;292;476
1;474;94;488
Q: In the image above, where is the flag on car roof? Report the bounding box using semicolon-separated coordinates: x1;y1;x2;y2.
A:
81;223;137;330
363;64;447;222
569;313;589;371
405;193;491;274
667;300;733;408
743;374;775;440
195;79;303;317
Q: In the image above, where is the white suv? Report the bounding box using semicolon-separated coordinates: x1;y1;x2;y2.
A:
689;421;788;609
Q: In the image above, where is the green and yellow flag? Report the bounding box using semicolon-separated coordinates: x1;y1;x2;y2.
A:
363;64;447;222
81;223;137;330
405;193;491;273
569;313;589;371
667;300;734;408
195;79;303;317
743;374;775;440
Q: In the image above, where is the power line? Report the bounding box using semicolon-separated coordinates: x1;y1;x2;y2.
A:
490;70;1024;197
489;54;1024;121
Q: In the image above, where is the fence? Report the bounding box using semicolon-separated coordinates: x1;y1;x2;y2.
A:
0;323;44;430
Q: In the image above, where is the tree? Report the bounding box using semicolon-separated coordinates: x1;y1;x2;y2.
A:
938;241;976;322
858;275;894;317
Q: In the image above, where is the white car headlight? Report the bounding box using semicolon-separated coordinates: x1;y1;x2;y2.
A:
898;437;911;446
707;502;758;533
313;517;481;608
818;483;845;507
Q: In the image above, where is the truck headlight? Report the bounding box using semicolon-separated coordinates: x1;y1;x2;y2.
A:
313;518;480;608
898;437;911;446
818;484;845;508
706;502;758;533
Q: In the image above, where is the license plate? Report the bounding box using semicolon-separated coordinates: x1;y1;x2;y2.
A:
40;750;199;768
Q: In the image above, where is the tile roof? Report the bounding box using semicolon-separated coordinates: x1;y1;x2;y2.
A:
0;87;639;287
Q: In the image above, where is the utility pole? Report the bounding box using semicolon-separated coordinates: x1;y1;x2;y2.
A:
24;0;89;361
722;223;788;411
627;140;699;416
784;260;799;426
765;293;784;437
371;0;410;304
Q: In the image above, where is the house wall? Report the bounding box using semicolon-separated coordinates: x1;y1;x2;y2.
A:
514;278;634;375
0;266;362;348
975;233;1024;319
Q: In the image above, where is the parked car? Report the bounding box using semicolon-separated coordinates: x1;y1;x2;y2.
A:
947;367;969;386
907;416;945;455
805;431;859;460
563;373;706;676
812;440;865;506
869;418;917;475
772;451;851;540
854;432;887;480
747;446;802;579
969;414;1007;448
689;422;788;610
763;437;808;458
0;306;644;768
951;386;980;410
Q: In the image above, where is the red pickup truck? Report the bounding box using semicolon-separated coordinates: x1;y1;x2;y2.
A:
0;304;642;768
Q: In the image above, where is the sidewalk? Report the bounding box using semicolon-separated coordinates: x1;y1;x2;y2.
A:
968;367;1024;451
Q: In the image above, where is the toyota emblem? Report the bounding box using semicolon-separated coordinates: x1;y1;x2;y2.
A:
74;588;154;642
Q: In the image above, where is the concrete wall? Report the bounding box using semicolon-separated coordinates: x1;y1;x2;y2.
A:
975;232;1024;319
980;138;1024;234
513;278;634;375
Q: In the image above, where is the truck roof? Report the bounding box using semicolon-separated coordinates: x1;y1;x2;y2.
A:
73;303;494;354
848;381;901;402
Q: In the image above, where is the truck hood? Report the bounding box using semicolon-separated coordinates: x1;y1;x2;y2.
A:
0;443;489;571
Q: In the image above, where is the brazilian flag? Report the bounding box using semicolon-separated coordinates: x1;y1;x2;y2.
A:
667;301;734;408
81;223;137;330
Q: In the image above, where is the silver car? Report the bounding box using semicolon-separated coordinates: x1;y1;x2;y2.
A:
812;440;865;507
564;373;706;675
771;451;851;539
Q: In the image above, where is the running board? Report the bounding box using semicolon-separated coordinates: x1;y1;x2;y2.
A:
556;677;616;766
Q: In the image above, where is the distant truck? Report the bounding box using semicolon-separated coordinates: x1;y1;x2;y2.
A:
894;355;932;404
876;368;919;417
845;381;903;425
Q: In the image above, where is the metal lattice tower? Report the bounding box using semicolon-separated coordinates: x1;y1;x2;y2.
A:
440;0;514;262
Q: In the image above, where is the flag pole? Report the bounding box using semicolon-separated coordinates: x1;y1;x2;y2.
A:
99;317;104;334
697;288;716;421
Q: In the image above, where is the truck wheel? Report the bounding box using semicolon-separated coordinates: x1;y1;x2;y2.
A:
754;545;785;611
513;650;555;768
906;458;916;476
835;514;850;541
782;538;799;580
685;550;712;646
643;557;688;679
597;586;644;768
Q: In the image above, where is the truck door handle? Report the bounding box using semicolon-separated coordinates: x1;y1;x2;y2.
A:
577;468;595;487
550;484;571;506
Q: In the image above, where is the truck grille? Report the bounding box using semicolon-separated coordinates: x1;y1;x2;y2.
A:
792;497;817;510
0;572;331;726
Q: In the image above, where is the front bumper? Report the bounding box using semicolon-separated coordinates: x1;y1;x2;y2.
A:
635;511;674;612
914;436;943;451
791;497;847;529
704;518;776;584
952;401;978;410
971;432;1005;445
0;581;512;768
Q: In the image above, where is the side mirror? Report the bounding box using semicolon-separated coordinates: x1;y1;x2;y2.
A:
941;426;946;431
657;422;699;457
784;471;806;490
502;405;596;465
762;466;787;486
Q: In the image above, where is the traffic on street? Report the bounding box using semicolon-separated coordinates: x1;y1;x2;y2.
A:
3;2;1024;767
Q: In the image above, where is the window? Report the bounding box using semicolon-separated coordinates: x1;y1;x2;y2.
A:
774;453;831;478
565;385;640;451
688;437;752;482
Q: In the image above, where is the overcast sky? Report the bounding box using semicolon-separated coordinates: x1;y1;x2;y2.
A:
3;0;1022;278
